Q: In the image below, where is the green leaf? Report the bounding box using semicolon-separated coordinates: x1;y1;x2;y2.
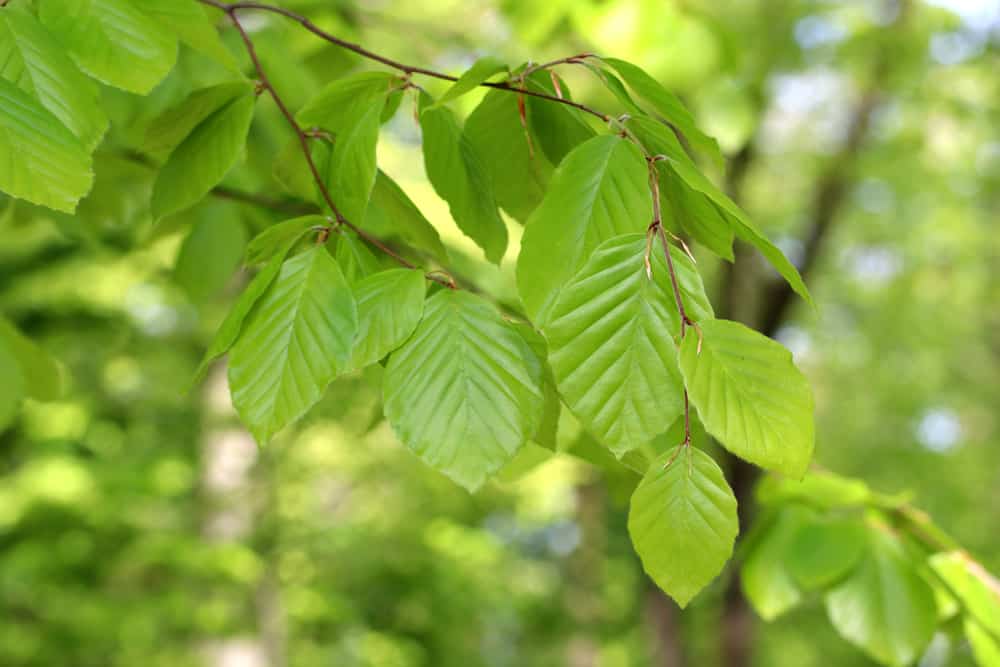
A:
544;234;710;456
464;87;553;223
0;339;25;431
678;319;815;478
152;91;256;219
0;5;108;152
145;82;253;161
788;518;867;590
0;77;92;213
174;207;247;304
228;247;358;443
524;71;596;166
192;237;299;384
517;135;651;325
929;552;1000;637
419;94;507;263
511;323;561;449
334;231;384;285
348;269;426;371
297;72;398;130
364;170;448;264
756;470;872;510
732;217;813;308
966;619;1000;667
245;216;322;266
383;290;544;491
0;318;62;401
825;526;937;667
38;0;177;95
436;57;507;105
271;137;328;205
130;0;237;69
602;57;723;170
741;506;813;620
628;446;738;608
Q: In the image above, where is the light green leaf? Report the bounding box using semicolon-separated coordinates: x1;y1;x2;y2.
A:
228;247;358;443
364;170;448;264
130;0;237;69
517;135;650;325
152;92;256;219
966;619;1000;667
145;82;253;161
38;0;177;95
788;518;867;590
0;77;92;213
245;216;322;266
348;269;426;370
436;56;507;105
756;470;872;510
511;323;561;449
678;319;815;478
0;5;108;152
383;290;544;491
0;339;25;431
296;72;398;129
741;506;813;620
464;87;553;223
544;234;710;456
825;526;937;667
0;318;62;401
419;93;507;264
174;207;247;304
628;446;738;608
929;551;1000;637
602;57;723;170
334;231;384;285
191;237;299;384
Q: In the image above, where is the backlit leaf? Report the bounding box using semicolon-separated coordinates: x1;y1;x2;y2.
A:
348;269;426;370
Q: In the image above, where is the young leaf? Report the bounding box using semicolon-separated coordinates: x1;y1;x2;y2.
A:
419;94;507;264
756;470;872;510
228;247;358;443
544;234;710;456
364;170;448;264
38;0;177;95
659;161;735;261
825;526;937;667
145;82;253;161
383;290;544;491
245;216;322;266
0;5;108;153
192;237;300;383
296;72;398;130
436;56;507;105
0;78;92;213
929;552;1000;637
0;318;63;402
517;135;650;325
174;208;247;304
348;269;426;371
130;0;237;70
678;319;815;478
788;518;867;590
602;56;723;170
524;71;596;166
152;92;256;219
628;446;739;608
741;506;813;620
334;230;384;285
464;87;553;223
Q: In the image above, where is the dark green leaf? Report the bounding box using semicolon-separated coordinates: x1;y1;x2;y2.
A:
174;207;247;304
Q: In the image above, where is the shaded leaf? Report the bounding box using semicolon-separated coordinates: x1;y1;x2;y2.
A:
0;318;62;401
364;170;448;264
174;207;247;304
245;216;322;266
741;506;813;620
436;57;507;105
788;518;867;590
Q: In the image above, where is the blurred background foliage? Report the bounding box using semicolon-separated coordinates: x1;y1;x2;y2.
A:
0;0;998;665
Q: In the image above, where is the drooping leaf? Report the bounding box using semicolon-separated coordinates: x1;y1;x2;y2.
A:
334;230;384;285
0;78;92;213
464;87;553;223
628;446;739;608
544;234;710;456
929;551;1000;637
152;92;257;219
192;237;300;384
0;318;62;401
517;135;650;325
348;269;426;371
602;56;723;170
436;57;508;105
174;207;247;304
678;318;815;478
741;506;813;620
419;93;507;264
659;161;735;260
364;170;448;264
825;526;938;667
788;518;867;590
383;290;544;491
228;247;358;443
38;0;177;95
145;82;253;161
0;5;108;152
296;72;399;130
130;0;237;69
0;339;25;431
511;323;561;449
245;216;322;266
523;71;596;166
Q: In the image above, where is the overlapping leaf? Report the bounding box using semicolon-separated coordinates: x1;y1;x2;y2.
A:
436;57;507;105
348;269;426;370
679;318;814;478
131;0;236;69
628;446;738;607
364;170;449;264
741;506;812;620
383;290;544;491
